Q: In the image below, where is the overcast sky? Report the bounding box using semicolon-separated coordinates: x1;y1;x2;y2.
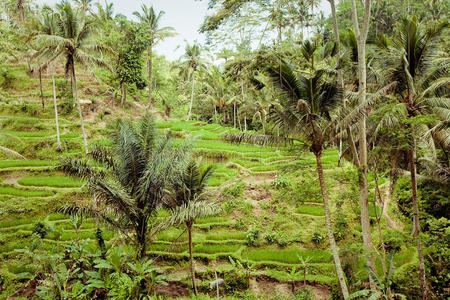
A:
36;0;330;61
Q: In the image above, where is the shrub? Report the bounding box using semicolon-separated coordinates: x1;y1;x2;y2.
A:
222;182;245;198
245;228;260;246
264;231;277;244
272;175;290;189
33;222;48;239
311;232;325;245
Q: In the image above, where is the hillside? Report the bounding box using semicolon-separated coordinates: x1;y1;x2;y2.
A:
0;66;419;299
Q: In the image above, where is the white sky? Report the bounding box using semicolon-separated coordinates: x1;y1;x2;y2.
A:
36;0;330;61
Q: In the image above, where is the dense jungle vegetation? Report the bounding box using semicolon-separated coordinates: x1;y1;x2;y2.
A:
0;0;448;299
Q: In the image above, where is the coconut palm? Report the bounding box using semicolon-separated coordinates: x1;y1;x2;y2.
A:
133;4;176;107
58;114;191;258
178;41;205;121
164;160;220;295
33;2;109;155
223;42;349;297
375;16;449;299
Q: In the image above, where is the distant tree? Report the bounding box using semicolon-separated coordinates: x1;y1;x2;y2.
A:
133;4;176;107
178;42;205;121
33;2;109;155
116;22;148;104
59;114;191;258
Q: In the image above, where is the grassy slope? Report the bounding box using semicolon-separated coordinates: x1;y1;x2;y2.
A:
0;66;414;297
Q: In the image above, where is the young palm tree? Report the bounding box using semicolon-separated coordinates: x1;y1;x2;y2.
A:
59;114;191;258
376;17;449;299
133;4;176;107
164;160;221;295
0;133;25;159
178;41;204;121
224;44;350;298
33;2;109;155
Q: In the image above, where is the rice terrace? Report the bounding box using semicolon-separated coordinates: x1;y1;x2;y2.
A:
0;0;448;299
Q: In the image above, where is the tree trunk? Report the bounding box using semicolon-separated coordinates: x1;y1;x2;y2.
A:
187;71;195;121
52;75;62;152
188;223;198;295
315;152;349;299
39;68;44;109
349;0;376;286
233;101;237;128
328;0;359;166
71;63;89;155
409;145;428;300
121;80;126;105
147;42;153;107
137;219;147;259
17;0;25;23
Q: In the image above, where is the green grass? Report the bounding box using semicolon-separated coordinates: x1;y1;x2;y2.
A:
0;160;57;169
205;231;246;241
0;186;54;197
18;176;84;188
295;205;324;216
196;217;229;224
242;247;332;264
193;243;241;254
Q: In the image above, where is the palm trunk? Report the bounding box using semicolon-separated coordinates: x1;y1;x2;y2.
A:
188;222;198;295
52;75;61;152
187;71;195;121
147;42;153;107
315;152;349;299
233;101;237;128
409;145;428;300
39;68;44;109
349;0;376;286
328;0;359;166
71;64;89;155
137;219;147;259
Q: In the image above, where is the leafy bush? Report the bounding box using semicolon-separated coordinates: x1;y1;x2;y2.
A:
245;228;261;246
311;232;325;245
33;222;48;239
222;182;245;198
264;231;277;244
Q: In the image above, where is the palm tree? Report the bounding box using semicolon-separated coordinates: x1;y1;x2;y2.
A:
59;114;191;258
133;4;176;107
375;17;449;299
164;160;221;295
223;43;349;298
178;41;205;121
73;0;93;12
33;2;109;155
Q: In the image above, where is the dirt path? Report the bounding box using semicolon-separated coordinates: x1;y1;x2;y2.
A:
380;182;403;230
1;172;25;184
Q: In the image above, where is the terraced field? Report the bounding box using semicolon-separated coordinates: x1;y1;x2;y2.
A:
0;100;415;298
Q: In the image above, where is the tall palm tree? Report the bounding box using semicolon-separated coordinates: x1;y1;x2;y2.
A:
178;41;204;121
223;43;349;298
376;17;449;299
59;114;191;258
133;4;176;107
164;160;220;295
73;0;94;12
33;2;109;155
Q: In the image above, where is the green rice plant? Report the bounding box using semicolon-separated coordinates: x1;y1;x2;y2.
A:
196;216;229;224
148;243;188;253
0;186;54;197
0;160;57;169
192;243;241;254
295;205;324;216
18;176;84;188
242;248;332;264
156;228;185;241
205;231;246;241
